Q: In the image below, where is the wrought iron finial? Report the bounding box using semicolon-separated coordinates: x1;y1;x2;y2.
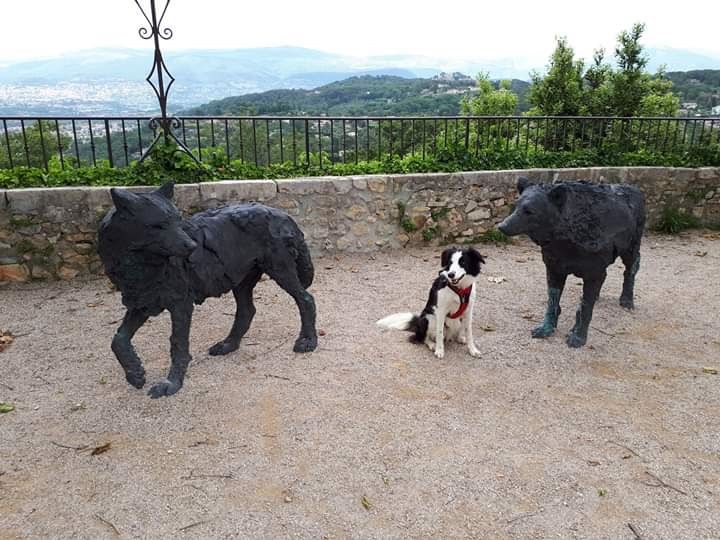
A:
134;0;199;163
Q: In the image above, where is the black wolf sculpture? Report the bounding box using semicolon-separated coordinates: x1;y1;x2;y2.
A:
498;178;645;348
98;182;318;398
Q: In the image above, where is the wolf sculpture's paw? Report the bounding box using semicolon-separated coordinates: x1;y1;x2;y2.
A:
531;324;555;339
147;378;182;399
619;296;635;310
125;370;146;389
208;340;239;356
293;335;318;353
566;332;587;348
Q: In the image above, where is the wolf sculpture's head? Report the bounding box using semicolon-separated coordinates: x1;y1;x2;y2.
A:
103;182;197;259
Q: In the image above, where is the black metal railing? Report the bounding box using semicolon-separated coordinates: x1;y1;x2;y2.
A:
1;116;719;171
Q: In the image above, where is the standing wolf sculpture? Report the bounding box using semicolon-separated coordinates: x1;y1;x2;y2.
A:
498;178;645;348
98;182;318;398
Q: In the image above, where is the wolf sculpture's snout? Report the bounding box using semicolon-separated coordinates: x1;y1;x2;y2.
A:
496;219;510;236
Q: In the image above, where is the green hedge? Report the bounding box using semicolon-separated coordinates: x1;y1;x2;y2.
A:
2;142;720;190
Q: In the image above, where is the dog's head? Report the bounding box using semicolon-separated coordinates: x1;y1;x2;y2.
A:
439;247;486;288
107;182;197;258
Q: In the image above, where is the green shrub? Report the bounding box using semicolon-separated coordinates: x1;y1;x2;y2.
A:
655;207;702;234
2;142;720;189
467;229;512;245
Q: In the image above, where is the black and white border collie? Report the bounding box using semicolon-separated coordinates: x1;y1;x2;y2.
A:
376;247;486;358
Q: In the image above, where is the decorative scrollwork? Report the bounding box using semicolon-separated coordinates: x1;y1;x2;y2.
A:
134;0;173;40
135;0;199;164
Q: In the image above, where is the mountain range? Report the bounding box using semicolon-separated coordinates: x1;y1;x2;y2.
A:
0;46;718;115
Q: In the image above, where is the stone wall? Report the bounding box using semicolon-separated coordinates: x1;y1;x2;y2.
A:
1;167;719;283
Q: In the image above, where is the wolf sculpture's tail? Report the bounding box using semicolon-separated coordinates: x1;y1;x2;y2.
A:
295;236;314;289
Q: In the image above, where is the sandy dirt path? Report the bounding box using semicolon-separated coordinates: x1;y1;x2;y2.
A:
1;232;719;539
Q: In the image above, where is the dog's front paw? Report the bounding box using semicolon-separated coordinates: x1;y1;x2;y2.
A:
456;334;467;344
434;347;445;359
208;339;239;356
125;370;146;389
468;345;482;358
619;296;635;310
531;323;555;339
147;378;182;399
566;332;587;348
293;335;318;353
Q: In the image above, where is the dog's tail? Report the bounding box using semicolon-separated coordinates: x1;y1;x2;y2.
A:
294;236;314;289
376;312;419;332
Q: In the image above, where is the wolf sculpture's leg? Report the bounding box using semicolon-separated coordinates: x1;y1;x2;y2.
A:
566;273;606;348
266;268;318;353
532;270;567;338
620;247;640;310
209;270;263;356
111;309;149;389
148;302;194;398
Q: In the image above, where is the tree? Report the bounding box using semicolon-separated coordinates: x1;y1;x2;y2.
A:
0;121;70;169
582;49;613;116
610;23;650;116
609;23;679;117
638;68;680;116
528;37;585;116
461;73;518;116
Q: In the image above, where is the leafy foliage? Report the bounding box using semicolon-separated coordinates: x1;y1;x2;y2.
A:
461;74;519;116
2;141;719;190
529;24;680;118
655;207;703;234
529;37;585;116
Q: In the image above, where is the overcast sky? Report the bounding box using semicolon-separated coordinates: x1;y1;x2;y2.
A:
2;0;719;64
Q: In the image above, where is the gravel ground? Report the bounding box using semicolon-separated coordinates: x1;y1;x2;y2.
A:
1;232;719;539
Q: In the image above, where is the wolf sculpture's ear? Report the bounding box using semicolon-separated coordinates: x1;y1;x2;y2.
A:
517;176;532;194
155;182;175;200
110;188;141;211
548;183;568;209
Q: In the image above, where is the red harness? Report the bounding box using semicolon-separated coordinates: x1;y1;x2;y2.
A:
448;284;473;319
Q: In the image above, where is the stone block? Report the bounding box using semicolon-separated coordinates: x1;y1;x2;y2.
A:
367;176;390;193
200;180;277;204
467;208;491;221
0;263;29;282
330;177;353;194
278;178;336;195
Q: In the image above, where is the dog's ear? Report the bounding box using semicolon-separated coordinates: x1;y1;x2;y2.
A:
517;176;532;194
155;182;175;200
110;188;141;211
463;247;486;275
466;247;486;266
548;183;568;209
440;247;456;268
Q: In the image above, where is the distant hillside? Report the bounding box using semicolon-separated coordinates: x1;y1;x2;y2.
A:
667;69;720;112
186;74;532;116
0;46;532;115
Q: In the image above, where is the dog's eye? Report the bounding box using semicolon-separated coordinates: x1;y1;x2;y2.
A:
523;208;533;215
150;224;164;230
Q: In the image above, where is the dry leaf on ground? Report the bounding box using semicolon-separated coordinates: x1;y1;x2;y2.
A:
0;330;14;352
